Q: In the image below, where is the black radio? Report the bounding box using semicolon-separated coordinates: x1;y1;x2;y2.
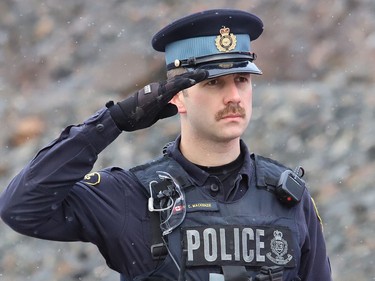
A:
276;167;306;207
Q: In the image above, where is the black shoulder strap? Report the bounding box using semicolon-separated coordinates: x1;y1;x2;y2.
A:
252;153;306;207
130;155;192;191
252;153;290;189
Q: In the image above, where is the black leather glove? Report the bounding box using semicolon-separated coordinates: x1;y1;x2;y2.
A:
107;69;208;131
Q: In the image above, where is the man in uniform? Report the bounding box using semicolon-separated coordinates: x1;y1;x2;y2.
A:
0;9;332;281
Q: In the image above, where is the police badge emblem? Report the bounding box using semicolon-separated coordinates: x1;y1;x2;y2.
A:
215;26;237;52
266;230;293;265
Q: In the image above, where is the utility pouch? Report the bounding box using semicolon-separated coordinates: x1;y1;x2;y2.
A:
254;265;284;281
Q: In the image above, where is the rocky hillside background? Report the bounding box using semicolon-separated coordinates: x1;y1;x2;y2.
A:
0;0;374;280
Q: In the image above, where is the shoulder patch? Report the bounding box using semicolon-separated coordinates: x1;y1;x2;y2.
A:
311;197;323;229
83;172;101;186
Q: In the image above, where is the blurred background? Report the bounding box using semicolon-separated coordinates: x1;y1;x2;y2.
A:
0;0;374;280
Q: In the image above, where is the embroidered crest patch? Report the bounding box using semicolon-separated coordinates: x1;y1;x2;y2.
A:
266;230;294;265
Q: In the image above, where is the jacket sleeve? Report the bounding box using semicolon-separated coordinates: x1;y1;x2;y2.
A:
298;190;332;281
0;108;123;241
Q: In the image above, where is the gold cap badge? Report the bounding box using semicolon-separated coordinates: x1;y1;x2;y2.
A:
215;26;237;52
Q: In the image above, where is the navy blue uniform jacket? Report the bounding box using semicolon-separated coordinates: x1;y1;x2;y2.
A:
0;108;331;280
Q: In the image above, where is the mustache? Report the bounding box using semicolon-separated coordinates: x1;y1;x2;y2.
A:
215;104;246;121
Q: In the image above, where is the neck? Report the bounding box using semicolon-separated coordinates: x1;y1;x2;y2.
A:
179;134;241;167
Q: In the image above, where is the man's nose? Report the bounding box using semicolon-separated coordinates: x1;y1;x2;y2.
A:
224;82;241;104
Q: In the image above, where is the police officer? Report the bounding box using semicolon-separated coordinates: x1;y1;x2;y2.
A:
0;9;332;281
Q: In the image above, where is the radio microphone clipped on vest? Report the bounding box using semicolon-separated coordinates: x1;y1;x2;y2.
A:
276;166;306;207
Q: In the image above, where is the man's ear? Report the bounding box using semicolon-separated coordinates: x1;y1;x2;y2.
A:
170;92;187;113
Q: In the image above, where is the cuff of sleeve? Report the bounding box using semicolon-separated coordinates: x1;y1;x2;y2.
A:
83;108;122;153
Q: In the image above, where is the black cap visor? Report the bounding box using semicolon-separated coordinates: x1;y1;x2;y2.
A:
187;60;262;78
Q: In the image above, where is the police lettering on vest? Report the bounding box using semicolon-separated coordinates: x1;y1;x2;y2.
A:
182;225;295;268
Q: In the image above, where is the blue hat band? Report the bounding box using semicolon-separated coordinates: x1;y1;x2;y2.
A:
165;34;251;66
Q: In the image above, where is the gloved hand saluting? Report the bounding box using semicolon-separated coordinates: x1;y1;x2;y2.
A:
107;69;208;131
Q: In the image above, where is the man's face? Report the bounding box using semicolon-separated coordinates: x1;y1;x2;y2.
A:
174;73;253;142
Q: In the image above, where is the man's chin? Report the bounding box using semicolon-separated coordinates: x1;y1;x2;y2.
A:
214;129;245;143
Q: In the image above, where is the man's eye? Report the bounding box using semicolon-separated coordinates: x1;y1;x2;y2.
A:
206;79;218;86
236;76;249;83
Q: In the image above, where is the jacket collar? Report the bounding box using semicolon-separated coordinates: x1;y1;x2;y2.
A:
166;136;253;188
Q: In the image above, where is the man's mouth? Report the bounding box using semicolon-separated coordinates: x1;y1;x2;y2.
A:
221;114;243;119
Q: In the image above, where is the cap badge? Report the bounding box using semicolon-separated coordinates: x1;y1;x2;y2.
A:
215;26;237;52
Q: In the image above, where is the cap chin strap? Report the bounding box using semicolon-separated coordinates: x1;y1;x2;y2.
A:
167;52;256;70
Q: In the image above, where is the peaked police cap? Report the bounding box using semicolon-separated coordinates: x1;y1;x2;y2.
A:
152;9;264;78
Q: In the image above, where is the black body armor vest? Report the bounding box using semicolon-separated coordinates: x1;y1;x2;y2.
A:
129;154;303;281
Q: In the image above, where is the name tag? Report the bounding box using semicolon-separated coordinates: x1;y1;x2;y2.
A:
187;201;219;212
182;225;295;268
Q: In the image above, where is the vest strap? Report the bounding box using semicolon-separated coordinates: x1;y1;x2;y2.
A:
150;212;167;260
254;266;284;281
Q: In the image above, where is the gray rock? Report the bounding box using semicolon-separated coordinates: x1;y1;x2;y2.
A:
0;1;374;280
